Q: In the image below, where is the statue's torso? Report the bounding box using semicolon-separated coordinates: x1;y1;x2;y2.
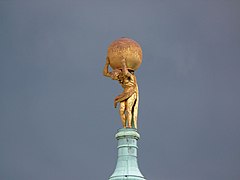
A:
118;73;138;94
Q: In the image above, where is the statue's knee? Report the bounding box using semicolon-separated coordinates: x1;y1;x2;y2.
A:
119;107;125;114
126;109;132;115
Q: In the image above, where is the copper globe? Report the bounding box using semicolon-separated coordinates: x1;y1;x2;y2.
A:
107;37;142;71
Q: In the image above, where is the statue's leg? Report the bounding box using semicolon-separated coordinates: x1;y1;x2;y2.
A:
133;95;139;129
126;93;137;128
119;101;126;128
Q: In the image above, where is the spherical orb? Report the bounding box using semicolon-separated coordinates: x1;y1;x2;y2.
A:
107;37;142;71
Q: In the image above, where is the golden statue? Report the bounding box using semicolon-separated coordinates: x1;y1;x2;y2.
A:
103;38;142;129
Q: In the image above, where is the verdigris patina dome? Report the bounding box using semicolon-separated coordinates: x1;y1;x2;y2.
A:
107;37;142;71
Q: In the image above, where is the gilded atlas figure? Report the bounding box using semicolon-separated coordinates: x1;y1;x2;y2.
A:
103;38;142;129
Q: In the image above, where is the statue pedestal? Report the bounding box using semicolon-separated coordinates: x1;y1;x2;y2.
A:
109;128;146;180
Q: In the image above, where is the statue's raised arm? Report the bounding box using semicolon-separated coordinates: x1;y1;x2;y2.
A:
103;57;111;77
121;59;132;77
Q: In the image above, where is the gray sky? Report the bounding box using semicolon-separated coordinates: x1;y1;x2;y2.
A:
1;0;240;179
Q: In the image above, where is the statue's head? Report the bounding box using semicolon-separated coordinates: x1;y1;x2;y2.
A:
110;69;121;80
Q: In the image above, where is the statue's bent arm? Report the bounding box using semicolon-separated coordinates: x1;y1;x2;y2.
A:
121;59;131;77
103;57;111;78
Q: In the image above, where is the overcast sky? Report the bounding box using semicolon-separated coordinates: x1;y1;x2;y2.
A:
1;0;240;180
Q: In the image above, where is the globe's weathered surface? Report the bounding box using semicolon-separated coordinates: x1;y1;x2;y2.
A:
107;37;142;71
